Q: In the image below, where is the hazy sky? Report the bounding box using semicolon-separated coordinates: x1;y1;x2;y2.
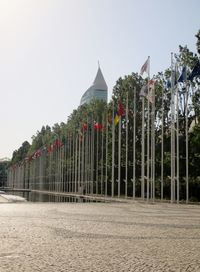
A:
0;0;199;158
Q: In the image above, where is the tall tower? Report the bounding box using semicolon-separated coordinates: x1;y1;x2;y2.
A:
80;66;108;105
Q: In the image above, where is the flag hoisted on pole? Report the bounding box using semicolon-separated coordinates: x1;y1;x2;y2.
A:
150;78;156;201
140;58;150;76
117;99;125;198
176;74;180;204
140;56;150;200
170;52;176;203
132;87;136;199
125;91;129;198
111;101;115;197
188;60;200;81
161;83;164;201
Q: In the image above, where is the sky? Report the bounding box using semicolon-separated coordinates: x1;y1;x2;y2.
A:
0;0;199;159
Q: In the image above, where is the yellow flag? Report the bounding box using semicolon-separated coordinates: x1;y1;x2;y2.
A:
114;114;119;125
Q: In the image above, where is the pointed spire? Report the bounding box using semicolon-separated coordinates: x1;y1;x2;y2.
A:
92;65;108;90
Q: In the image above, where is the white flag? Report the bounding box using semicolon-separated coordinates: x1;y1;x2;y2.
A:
140;58;149;76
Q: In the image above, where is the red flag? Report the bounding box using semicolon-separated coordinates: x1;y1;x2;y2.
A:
82;123;88;131
94;122;103;130
53;139;62;149
118;100;125;116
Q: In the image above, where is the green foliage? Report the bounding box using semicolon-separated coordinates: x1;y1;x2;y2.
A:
11;141;30;164
195;29;200;54
0;161;9;187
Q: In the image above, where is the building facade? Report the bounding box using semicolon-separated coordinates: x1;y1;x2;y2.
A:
80;66;108;105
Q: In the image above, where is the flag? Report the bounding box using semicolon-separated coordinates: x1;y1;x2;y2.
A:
53;139;63;148
166;79;171;89
171;66;179;86
147;91;153;104
82;123;88;131
147;79;155;103
148;79;155;89
139;84;148;97
188;60;200;81
178;66;187;83
140;58;149;76
114;114;119;125
118;100;125;116
94;122;103;130
140;82;154;103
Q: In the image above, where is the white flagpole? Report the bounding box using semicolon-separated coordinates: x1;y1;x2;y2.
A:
96;119;99;195
176;83;180;203
101;115;104;196
186;83;189;203
132;87;136;199
141;96;145;200
87;125;90;194
69;132;72;192
161;84;164;200
78;132;81;194
75;134;78;193
125;91;128;198
85;126;88;195
91;118;94;194
147;56;150;202
111;101;115;197
171;53;176;203
81;132;84;195
151;79;155;202
118;114;121;198
105;111;108;197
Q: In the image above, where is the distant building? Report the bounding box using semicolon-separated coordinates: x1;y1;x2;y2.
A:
80;65;108;106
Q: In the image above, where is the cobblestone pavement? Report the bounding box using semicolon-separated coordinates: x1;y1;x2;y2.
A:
0;201;200;272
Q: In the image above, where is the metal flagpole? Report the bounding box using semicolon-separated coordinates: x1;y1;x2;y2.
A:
161;84;164;200
75;134;78;193
147;57;150;202
141;96;145;200
71;132;74;193
69;133;72;193
63;139;67;192
176;84;179;203
125;91;128;198
132;87;136;199
186;82;189;203
171;52;176;203
84;126;88;195
101;115;104;196
96;119;99;195
81;132;84;194
151;79;155;202
111;101;115;197
91;118;94;194
78;132;81;194
105;111;108;197
88;124;91;194
118;114;122;198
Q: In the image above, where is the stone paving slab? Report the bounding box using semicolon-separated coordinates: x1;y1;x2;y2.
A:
0;202;200;271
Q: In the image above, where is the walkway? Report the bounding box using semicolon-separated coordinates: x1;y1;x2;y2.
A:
1;202;200;271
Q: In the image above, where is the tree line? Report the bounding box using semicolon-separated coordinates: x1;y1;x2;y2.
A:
8;30;200;201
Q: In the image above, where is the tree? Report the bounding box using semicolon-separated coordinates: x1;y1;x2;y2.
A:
195;29;200;55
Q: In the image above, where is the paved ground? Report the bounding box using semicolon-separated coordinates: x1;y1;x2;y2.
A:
0;201;200;272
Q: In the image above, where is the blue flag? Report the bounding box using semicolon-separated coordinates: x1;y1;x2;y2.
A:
166;79;171;89
188;61;200;81
178;66;187;83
